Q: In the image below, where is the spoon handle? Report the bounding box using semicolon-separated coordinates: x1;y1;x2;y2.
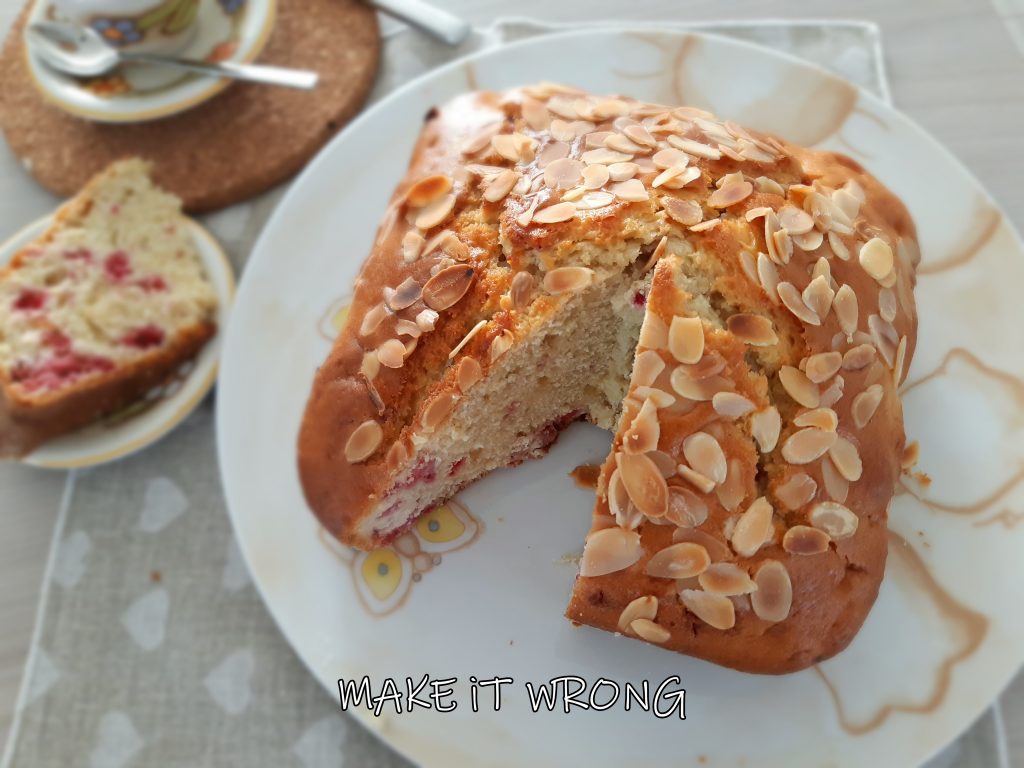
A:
367;0;471;46
120;53;319;89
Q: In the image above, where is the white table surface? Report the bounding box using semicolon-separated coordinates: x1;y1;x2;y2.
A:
2;0;1024;764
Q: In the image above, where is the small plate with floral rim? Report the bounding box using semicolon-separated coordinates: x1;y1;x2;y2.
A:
23;0;275;123
0;215;234;468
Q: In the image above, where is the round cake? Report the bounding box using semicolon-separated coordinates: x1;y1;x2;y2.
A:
297;84;919;674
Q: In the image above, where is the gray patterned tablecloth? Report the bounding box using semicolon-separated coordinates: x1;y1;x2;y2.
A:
0;15;1006;768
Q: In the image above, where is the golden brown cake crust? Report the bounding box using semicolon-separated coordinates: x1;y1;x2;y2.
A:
298;85;919;673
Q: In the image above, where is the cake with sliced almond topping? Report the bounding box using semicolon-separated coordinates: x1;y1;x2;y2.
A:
0;159;218;456
298;84;919;673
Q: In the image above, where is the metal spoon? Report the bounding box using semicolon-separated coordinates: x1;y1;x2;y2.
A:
367;0;471;46
27;22;318;90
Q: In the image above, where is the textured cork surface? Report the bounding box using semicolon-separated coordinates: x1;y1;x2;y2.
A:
0;0;380;212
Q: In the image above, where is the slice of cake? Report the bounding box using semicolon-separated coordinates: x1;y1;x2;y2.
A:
0;159;218;456
298;85;919;673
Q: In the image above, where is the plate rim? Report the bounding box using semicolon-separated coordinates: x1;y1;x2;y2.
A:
216;25;1024;767
22;0;277;124
0;213;235;469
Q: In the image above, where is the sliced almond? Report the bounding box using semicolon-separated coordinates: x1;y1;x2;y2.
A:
779;366;820;408
677;464;715;493
668;316;704;364
778;205;814;235
667;135;722;160
751;561;792;622
716;457;746;513
648;450;678;478
833;284;858;339
414;193;456;230
777;281;821;325
665;485;708;527
617;595;658;632
708;180;753;208
859;237;894;282
679;589;735;630
610;179;649;202
406;174;452;207
727;314;777;346
360;351;380;381
646;543;710;579
543;266;594;294
842;344;876;371
682;432;727;484
422;392;458;431
622;398;660;454
793;407;838;432
537;140;570;168
662;197;703;226
828;436;863;481
543;158;585;190
574;190;616;210
359;302;389;337
385;439;408;472
783;525;831;555
699;563;757;595
509;271;535;308
483;169;520;202
804;352;842;384
821;455;850;503
579;527;643;577
618;452;669;518
376;338;407;369
402;230;425;262
829;231;850;260
423;265;475;311
660;166;702;189
448;319;487;359
652;147;690;169
852;384;884;429
632;349;666;387
782;428;837;464
879;287;898;324
775;472;817;510
581;147;633;165
489;329;514;362
756;253;781;304
582;164;610;190
712;391;755;419
802;275;835;320
731;496;774;557
607;162;638;182
638;313;668;350
456;356;482;392
344;420;383;463
533;201;577;224
809;501;858;540
751;407;781;453
415;308;439;332
629;618;671;643
388;277;422;311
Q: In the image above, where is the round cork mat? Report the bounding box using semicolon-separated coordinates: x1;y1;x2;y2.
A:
0;0;379;212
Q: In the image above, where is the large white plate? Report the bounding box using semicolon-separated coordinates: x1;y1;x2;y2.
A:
1;215;233;467
217;29;1024;767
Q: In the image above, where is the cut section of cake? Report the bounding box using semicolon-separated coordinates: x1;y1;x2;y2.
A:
0;159;218;456
298;84;919;672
